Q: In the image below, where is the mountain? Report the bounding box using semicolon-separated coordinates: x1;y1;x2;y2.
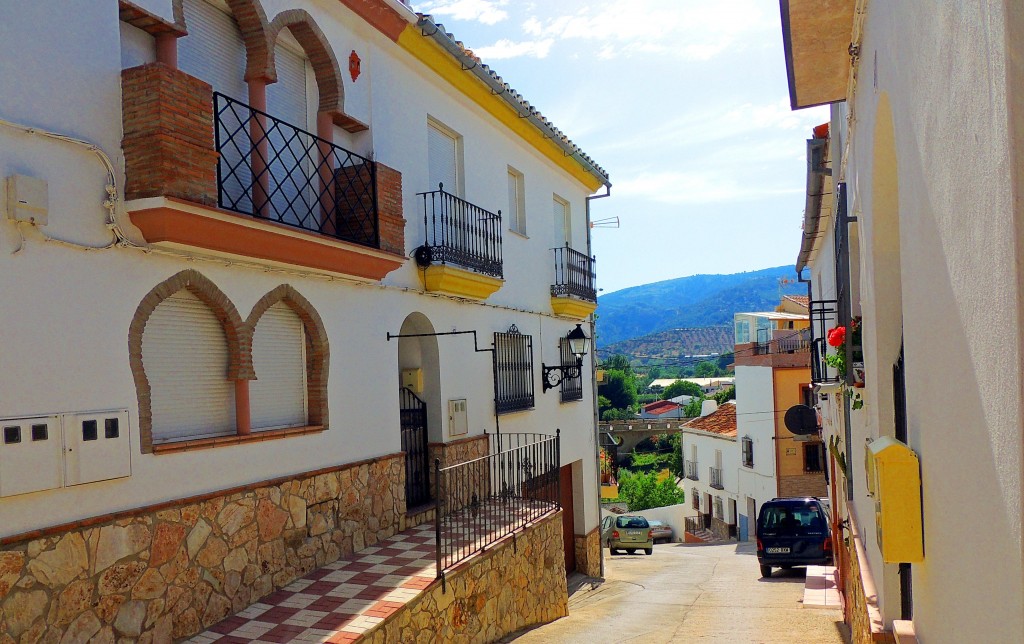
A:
598;327;733;362
595;265;803;347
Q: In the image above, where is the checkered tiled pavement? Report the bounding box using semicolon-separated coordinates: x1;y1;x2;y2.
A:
188;524;437;643
189;499;558;643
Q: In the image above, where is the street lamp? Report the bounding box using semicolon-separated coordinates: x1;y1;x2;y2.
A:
541;324;590;392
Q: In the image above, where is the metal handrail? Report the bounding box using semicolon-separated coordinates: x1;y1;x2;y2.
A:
418;184;503;278
434;431;559;586
213;92;379;247
550;244;596;301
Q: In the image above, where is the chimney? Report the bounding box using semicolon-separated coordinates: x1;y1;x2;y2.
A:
700;400;719;417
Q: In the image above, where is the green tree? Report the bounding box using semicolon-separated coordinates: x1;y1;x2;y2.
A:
605;354;632;373
661;380;704;400
598;370;638;412
714;385;736;405
694;360;721;377
683;395;704;417
616;469;686;511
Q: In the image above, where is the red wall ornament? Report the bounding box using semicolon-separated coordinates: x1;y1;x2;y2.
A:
349;50;361;82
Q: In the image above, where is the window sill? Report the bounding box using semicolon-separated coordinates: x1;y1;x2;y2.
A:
152;425;324;454
508;230;529;240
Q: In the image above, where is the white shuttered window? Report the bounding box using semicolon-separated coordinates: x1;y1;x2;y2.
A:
250;303;307;430
428;120;460;195
507;168;525;235
553;195;570;247
143;291;236;443
178;0;247;101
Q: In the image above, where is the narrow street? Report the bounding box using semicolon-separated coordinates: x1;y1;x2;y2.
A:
504;542;849;644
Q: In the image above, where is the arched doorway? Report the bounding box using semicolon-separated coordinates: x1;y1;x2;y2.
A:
397;313;442;509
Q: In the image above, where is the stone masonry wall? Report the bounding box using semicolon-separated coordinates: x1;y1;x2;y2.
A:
844;516;893;644
574;526;602;578
0;454;405;643
364;511;568;643
779;474;828;498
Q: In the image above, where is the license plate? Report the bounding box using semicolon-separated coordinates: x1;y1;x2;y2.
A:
765;547;790;554
628;530;642;536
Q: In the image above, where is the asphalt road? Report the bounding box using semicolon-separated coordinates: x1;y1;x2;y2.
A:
501;541;850;644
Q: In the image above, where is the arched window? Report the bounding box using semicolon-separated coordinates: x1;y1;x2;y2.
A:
142;290;236;443
250;302;307;430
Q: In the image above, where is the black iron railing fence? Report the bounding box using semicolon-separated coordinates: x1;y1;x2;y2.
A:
709;466;724;490
685;460;699;480
810;299;840;384
684;515;702;535
550;244;596;301
418;184;502;278
213;93;379;247
434;431;559;584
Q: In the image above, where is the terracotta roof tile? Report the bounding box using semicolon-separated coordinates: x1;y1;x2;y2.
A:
683;402;737;437
784;295;810;308
643;400;681;414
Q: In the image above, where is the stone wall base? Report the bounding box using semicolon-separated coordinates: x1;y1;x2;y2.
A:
843;515;894;644
574;526;602;578
364;512;569;643
0;454;406;642
779;473;828;498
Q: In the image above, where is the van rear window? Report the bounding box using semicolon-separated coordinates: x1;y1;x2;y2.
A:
759;505;825;534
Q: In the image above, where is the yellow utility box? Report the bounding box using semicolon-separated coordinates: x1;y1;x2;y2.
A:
401;368;423;393
868;436;924;563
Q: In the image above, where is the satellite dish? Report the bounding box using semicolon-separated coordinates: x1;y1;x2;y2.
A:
784;404;819;436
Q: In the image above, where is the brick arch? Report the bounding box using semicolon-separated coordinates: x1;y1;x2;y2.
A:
246;285;330;428
173;0;276;82
269;10;344;114
129;269;251;453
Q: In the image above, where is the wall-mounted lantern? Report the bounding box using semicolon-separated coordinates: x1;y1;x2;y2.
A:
541;324;589;393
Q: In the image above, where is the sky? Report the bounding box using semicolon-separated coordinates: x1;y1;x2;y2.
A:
411;0;830;294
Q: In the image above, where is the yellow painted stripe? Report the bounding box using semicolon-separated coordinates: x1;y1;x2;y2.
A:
397;26;604;192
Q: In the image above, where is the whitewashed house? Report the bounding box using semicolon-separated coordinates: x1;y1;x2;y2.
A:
781;1;1024;641
680;401;739;541
0;0;608;640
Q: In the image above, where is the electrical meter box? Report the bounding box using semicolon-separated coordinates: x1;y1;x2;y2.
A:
401;368;423;393
0;415;63;497
6;174;49;225
448;399;468;436
868;436;924;563
63;409;131;486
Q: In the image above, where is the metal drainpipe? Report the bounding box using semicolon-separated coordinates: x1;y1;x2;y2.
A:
586;185;610;577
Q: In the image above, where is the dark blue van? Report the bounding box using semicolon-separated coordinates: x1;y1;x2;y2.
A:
755;497;832;578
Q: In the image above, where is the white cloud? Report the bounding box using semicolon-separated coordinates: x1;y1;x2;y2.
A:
473;38;554;60
416;0;509;26
520;0;772;61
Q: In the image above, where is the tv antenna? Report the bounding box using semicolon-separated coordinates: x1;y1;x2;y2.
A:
590;216;620;229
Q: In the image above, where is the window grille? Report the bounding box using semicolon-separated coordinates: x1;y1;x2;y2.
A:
804;442;824;473
558;337;583;403
714;496;724;520
742;436;754;468
493;326;534;414
692;488;700;510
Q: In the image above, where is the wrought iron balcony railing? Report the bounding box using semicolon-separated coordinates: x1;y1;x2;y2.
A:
685;460;699;481
753;329;811;356
213;92;378;247
434;431;559;586
417;184;502;278
709;466;724;490
550;244;596;301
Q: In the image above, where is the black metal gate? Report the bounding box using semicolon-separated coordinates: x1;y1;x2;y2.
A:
400;388;431;508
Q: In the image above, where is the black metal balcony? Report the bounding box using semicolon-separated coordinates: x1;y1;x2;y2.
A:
213;92;378;247
709;466;724;490
810;298;840;384
416;184;502;278
550;244;596;301
685;460;699;481
754;328;811;356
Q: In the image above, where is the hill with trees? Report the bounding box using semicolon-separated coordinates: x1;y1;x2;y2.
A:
595;265;803;347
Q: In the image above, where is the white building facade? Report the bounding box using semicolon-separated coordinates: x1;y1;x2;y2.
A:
680;402;740;541
0;1;608;640
782;1;1024;641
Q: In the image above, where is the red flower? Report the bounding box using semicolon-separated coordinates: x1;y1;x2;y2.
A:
827;326;846;348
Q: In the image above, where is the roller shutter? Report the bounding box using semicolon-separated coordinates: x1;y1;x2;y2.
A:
266;42;310;228
250;303;307;430
142;291;236;443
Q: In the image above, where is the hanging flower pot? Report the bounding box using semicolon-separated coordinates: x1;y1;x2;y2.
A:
852;361;865;387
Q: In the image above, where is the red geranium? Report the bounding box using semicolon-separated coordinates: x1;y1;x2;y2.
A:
827;326;846;348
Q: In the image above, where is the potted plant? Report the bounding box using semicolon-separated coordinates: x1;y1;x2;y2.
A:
825;317;865;387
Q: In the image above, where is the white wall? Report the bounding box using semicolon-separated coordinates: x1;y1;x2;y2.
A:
734;365;776;519
811;3;1024;640
0;0;603;538
680;427;739;523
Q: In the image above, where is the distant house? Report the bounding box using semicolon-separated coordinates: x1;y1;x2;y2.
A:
680;401;739;541
640;399;685;419
648;377;734;395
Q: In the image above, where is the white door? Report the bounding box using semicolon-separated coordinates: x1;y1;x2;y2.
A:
553;195;570;247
